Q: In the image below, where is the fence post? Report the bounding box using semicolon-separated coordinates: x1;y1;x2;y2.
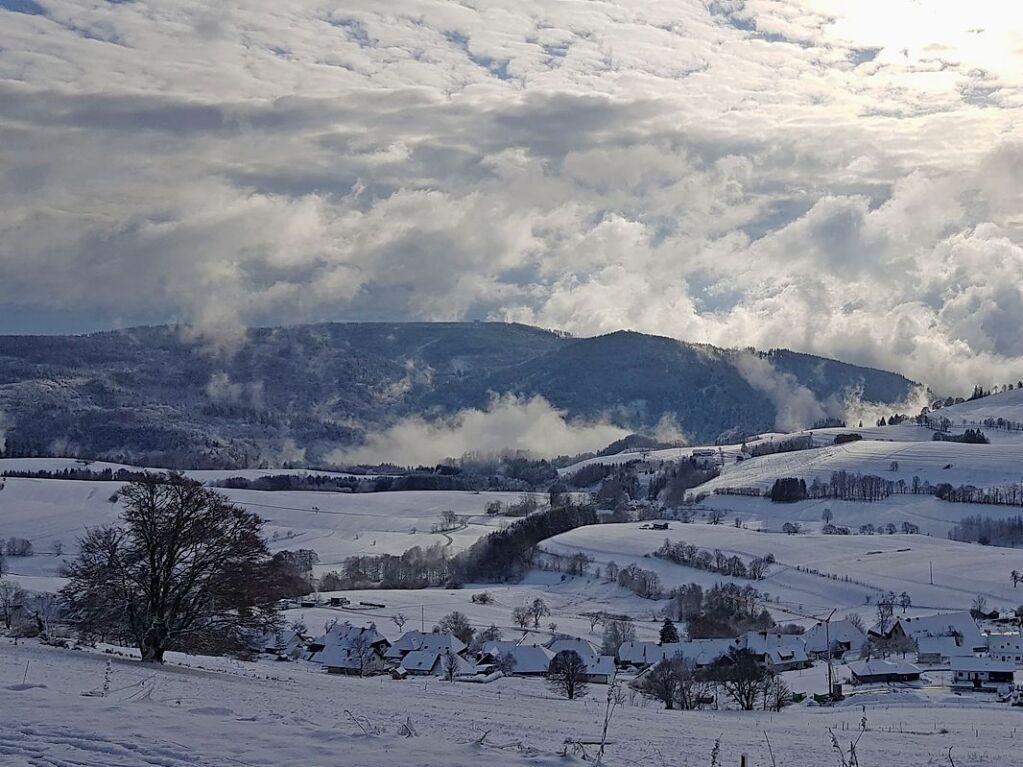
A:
740;755;748;767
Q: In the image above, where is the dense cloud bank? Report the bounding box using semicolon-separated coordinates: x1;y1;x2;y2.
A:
1;1;1021;391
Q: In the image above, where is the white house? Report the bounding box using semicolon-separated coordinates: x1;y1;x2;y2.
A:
988;635;1023;666
951;657;1015;692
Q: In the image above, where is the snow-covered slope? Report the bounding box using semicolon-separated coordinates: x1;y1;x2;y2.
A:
941;387;1023;424
0;476;531;589
701;438;1023;494
544;522;1023;615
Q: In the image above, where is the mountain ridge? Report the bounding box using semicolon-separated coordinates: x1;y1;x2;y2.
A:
0;321;920;468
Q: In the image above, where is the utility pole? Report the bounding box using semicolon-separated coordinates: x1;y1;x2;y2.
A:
421;605;425;632
824;608;837;699
930;560;933;585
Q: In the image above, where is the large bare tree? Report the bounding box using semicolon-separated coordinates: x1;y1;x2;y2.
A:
62;475;281;661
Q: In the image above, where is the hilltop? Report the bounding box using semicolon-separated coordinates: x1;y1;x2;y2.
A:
0;322;918;468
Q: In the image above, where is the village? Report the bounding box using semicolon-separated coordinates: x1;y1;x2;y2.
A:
261;591;1023;708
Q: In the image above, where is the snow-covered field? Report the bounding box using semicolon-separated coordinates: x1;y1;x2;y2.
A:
544;522;1023;617
700;438;1023;496
0;476;533;590
2;637;1020;767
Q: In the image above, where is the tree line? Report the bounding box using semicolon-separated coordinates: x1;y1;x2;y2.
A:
653;539;770;580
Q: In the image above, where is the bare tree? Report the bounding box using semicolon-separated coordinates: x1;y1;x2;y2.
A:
708;649;768;711
0;580;26;629
528;598;550;629
547;650;588;700
640;657;682;709
61;475;281;662
442;648;458;682
512;605;532;629
436;610;474;645
52;539;64;556
392;613;407;633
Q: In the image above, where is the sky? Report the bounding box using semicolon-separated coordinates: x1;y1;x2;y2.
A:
0;0;1021;393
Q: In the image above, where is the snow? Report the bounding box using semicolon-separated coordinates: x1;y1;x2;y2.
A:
543;521;1023;616
701;437;1023;495
3;637;1023;767
0;476;534;587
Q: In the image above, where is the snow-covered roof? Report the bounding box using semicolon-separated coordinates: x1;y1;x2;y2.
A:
617;641;665;665
951;657;1015;673
311;622;386;650
317;644;373;670
802;620;866;654
917;635;975;658
584;656;617;677
766;645;809;666
398;650;441;673
481;641;554;674
739;630;805;655
309;622;388;663
892;612;985;648
547;638;599;663
848;659;920;678
384;631;466;659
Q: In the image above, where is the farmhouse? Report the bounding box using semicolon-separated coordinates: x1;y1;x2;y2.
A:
802;619;866;660
307;622;390;674
739;631;811;671
480;641;554;676
951;657;1015;692
617;638;736;669
847;659;922;685
398;649;477;677
883;612;986;653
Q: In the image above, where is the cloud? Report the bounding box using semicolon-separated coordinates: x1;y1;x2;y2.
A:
327;394;629;466
1;2;1022;392
733;353;830;432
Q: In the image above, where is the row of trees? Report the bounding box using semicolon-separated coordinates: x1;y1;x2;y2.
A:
949;515;1023;547
745;435;814;459
639;649;792;711
653;539;770;581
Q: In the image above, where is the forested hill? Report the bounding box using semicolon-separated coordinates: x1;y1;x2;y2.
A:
0;323;918;468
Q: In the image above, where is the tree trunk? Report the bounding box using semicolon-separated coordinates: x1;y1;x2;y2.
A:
140;628;166;662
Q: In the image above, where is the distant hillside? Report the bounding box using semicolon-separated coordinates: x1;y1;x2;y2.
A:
0;323;919;468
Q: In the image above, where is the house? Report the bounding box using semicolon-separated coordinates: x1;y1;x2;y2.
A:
847;659;922;685
307;622;390;674
988;635;1023;666
916;635;976;665
881;612;986;653
738;631;812;671
617;641;665;668
480;640;554;676
802;619;866;660
398;649;477;677
581;655;618;684
384;631;467;662
951;657;1015;692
